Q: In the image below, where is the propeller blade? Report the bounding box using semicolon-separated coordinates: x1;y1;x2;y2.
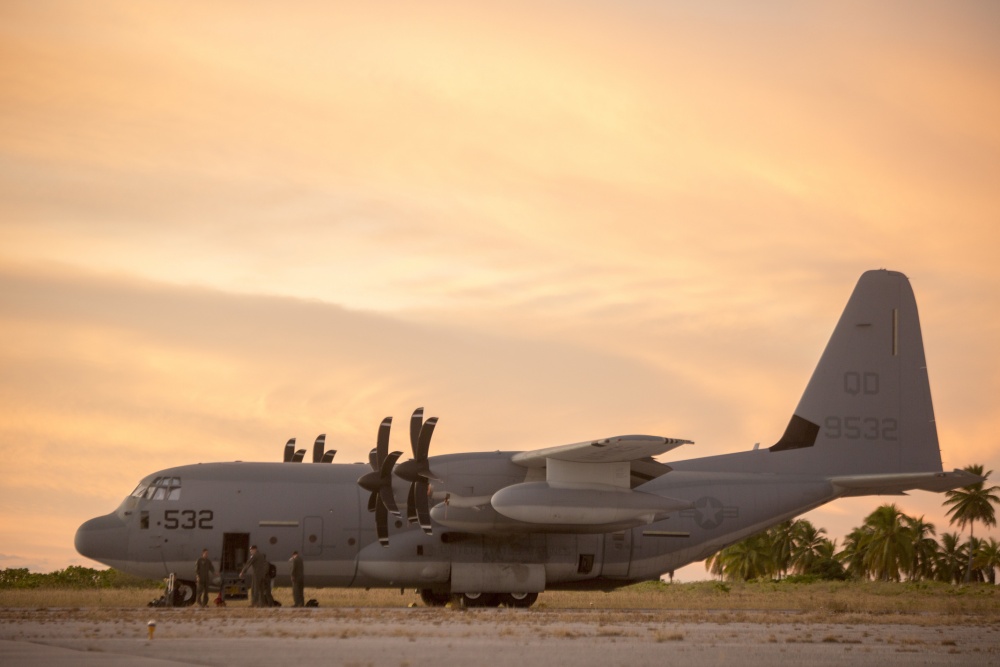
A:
321;450;336;463
406;483;418;524
376;417;392;467
375;501;389;546
416;417;437;468
379;485;399;516
379;451;403;514
409;407;424;454
292;449;306;462
313;434;326;463
366;490;378;513
414;480;432;534
380;451;403;478
283;438;295;463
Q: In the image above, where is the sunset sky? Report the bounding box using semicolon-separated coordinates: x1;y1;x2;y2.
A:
2;1;998;581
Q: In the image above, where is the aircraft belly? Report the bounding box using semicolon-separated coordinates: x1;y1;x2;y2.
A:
355;530;450;586
352;530;611;592
451;562;544;593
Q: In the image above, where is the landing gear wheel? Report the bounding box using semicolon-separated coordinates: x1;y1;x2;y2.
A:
172;579;196;607
498;592;538;608
460;592;499;608
420;589;451;607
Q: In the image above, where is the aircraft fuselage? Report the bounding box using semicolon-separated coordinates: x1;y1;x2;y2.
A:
77;454;843;592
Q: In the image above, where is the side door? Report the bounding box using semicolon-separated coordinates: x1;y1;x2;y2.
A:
600;530;632;578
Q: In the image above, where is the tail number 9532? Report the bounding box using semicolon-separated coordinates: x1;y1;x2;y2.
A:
824;416;898;441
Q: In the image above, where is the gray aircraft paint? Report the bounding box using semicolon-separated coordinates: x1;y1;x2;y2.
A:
75;270;981;605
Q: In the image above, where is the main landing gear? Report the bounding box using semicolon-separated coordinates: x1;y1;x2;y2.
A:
172;579;197;606
419;589;538;608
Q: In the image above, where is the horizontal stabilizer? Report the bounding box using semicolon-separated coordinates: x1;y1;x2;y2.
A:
830;468;983;496
512;435;693;468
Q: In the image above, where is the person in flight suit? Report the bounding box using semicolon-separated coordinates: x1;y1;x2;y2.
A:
195;548;215;607
238;545;268;607
289;550;305;607
262;554;276;607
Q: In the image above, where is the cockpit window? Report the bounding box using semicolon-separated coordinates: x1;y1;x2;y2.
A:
134;476;182;501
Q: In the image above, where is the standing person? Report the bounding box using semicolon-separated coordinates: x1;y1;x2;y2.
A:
289;551;305;607
238;545;267;607
262;554;276;607
195;548;215;607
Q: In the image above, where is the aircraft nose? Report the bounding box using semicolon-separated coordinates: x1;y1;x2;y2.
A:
75;512;128;565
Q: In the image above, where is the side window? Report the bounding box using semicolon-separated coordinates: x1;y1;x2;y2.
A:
140;511;149;530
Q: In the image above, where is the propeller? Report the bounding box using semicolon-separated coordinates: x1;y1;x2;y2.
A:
357;417;402;546
394;407;438;535
285;435;337;463
312;434;336;463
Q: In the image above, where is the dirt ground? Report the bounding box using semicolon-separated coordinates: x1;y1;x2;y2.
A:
1;606;997;667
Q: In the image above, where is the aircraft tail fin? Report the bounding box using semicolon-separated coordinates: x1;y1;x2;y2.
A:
768;270;943;476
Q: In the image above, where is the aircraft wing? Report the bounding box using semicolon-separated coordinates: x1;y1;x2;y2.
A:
511;435;693;468
830;468;984;496
434;435;696;532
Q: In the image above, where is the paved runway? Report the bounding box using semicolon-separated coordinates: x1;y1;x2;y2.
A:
1;607;995;666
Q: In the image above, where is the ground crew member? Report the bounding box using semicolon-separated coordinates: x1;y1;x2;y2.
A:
195;548;215;607
290;551;305;607
238;545;268;607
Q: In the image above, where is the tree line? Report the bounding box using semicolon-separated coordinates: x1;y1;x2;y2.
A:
0;565;157;589
706;464;1000;583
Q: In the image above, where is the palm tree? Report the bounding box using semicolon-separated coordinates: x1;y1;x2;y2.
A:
711;532;775;581
837;526;871;580
905;515;938;582
935;532;966;584
860;503;913;581
965;537;987;583
809;538;847;580
789;520;828;576
769;520;795;579
943;464;1000;583
974;537;1000;585
705;549;725;579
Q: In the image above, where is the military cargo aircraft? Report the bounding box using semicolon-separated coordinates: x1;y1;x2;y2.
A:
75;270;980;607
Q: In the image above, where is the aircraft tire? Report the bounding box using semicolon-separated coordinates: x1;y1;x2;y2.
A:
498;592;538;608
173;579;196;607
419;589;451;607
460;592;499;608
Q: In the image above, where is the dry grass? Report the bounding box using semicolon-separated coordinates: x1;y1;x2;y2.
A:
544;580;1000;615
2;580;998;625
